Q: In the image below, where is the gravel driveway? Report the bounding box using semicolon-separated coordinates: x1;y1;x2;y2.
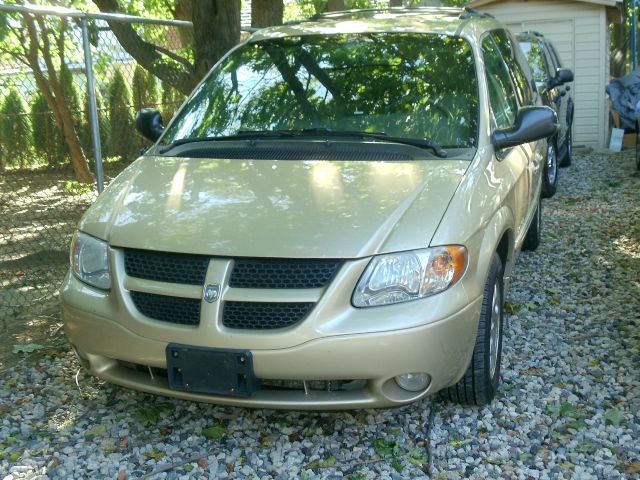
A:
1;150;638;479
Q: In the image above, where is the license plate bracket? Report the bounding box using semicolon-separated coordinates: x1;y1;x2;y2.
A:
166;344;258;397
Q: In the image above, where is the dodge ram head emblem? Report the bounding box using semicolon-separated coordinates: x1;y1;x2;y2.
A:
203;284;221;303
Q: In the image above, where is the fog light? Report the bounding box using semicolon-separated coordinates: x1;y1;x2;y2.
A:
395;372;430;392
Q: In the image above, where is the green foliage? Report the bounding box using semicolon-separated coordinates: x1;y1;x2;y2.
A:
31;92;66;168
132;64;159;112
160;81;185;122
604;408;624;426
64;180;94;196
135;403;175;427
202;423;227;439
108;67;136;159
0;87;32;170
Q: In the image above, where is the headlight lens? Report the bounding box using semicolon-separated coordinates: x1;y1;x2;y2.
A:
352;246;467;307
70;232;111;290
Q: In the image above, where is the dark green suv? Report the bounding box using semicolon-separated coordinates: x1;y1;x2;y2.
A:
518;31;574;198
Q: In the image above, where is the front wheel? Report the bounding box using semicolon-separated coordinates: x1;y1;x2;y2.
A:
541;140;558;198
443;253;504;406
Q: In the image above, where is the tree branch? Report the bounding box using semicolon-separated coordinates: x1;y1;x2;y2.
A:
92;0;197;95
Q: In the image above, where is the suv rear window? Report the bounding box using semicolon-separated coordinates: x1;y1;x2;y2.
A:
162;33;479;150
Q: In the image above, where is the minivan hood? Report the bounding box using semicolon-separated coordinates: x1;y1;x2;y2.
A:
80;156;468;258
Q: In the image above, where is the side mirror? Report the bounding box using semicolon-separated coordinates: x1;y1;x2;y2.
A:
136;108;164;142
550;68;574;87
492;106;558;150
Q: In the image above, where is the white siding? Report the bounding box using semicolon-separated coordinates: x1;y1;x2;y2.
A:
478;1;608;148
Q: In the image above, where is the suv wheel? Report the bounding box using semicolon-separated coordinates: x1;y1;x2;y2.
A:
522;197;541;251
443;253;504;406
559;126;572;167
541;140;558;198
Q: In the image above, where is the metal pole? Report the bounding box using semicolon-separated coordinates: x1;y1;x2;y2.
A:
80;16;104;193
633;0;638;71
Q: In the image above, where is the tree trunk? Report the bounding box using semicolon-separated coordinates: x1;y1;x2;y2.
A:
327;0;345;11
251;0;284;28
192;0;241;80
23;14;94;184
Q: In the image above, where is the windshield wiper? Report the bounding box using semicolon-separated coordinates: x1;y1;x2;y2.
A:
159;129;448;158
158;130;297;153
289;128;448;158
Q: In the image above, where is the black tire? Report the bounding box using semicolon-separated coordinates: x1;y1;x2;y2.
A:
443;253;504;406
541;140;558;198
559;125;572;168
522;197;541;251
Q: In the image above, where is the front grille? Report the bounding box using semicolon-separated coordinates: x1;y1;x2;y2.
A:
222;301;313;329
229;259;341;289
130;291;201;326
260;379;366;392
124;249;209;285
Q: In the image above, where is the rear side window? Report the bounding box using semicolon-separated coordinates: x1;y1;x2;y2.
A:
518;40;549;85
490;29;534;106
482;35;518;129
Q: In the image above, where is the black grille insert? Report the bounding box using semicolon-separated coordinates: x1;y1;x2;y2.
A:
124;249;209;285
223;301;313;329
168;143;415;161
230;259;341;289
130;291;201;326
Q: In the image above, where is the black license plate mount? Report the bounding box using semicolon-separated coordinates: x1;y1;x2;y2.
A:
166;344;258;397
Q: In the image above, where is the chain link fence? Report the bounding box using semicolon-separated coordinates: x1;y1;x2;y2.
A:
0;7;193;327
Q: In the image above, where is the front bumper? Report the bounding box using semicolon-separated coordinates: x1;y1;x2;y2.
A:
62;271;482;409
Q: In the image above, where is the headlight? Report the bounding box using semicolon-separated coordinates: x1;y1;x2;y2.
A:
70;232;111;290
352;246;467;307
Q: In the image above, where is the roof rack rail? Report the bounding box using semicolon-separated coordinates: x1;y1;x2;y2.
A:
520;30;544;37
285;5;461;25
460;6;495;20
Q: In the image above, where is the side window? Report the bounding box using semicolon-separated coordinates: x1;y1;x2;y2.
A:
520;40;548;85
491;30;534;106
547;43;563;69
482;35;518;129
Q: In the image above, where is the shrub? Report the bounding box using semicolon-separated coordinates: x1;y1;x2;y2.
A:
30;92;62;167
108;67;136;159
81;87;110;166
132;65;159;112
160;81;186;124
0;87;32;169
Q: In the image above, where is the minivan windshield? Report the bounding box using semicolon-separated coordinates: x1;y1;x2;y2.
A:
160;33;479;150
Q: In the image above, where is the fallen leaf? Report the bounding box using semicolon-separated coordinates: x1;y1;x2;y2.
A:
197;458;209;468
202;423;227;439
85;424;107;437
289;432;300;443
624;461;640;474
143;448;165;460
304;459;321;469
604;409;623;426
135;406;160;427
373;438;400;458
321;456;337;467
117;471;126;480
226;463;233;473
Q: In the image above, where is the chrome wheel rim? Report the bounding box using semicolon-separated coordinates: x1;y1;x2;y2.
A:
489;282;502;379
546;143;557;185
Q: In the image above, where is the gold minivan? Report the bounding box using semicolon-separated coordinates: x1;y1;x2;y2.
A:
62;7;557;409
